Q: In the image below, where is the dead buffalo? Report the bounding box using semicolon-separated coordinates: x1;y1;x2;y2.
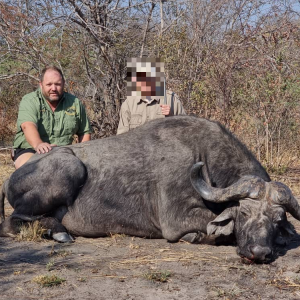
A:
0;116;299;263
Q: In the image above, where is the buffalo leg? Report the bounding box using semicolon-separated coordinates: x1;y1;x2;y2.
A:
180;231;236;245
40;217;74;243
0;179;8;223
0;216;21;237
159;204;218;242
0;215;73;243
8;147;87;216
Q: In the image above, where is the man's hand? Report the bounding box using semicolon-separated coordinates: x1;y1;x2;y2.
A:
160;104;171;116
21;122;57;154
35;142;57;154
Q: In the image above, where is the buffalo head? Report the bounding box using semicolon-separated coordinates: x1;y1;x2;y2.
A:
190;162;298;263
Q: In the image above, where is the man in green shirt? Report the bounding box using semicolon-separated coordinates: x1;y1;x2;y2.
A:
13;66;91;169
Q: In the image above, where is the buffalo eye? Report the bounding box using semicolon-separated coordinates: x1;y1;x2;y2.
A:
272;207;286;223
240;211;249;217
240;207;251;218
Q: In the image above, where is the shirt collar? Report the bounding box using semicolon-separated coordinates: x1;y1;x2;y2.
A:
138;97;161;104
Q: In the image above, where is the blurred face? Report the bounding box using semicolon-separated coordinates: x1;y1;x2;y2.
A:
126;58;165;98
39;70;65;102
132;73;156;96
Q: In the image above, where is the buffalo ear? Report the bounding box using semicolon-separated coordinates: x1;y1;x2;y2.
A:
207;208;236;236
275;221;296;245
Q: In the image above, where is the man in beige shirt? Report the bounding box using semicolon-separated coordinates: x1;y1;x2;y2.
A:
117;58;186;135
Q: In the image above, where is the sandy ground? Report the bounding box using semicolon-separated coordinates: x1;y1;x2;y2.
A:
1;224;300;300
1;156;300;300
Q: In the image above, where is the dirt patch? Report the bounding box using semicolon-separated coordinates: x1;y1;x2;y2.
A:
2;157;300;299
2;230;300;300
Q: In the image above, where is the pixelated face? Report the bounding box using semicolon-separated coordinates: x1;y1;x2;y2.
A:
127;58;165;98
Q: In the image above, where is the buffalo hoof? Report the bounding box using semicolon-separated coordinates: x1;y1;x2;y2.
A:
180;232;206;243
52;232;74;243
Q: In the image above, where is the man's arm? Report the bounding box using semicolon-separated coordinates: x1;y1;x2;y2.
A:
117;100;130;135
78;134;91;142
76;98;92;140
21;121;56;154
171;93;186;115
174;100;186;115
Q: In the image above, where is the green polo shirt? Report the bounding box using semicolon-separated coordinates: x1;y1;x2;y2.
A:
13;89;91;149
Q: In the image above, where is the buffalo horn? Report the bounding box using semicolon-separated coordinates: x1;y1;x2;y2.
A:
190;162;266;202
270;181;300;221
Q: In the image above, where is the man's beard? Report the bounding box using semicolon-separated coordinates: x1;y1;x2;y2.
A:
44;93;63;103
47;97;60;103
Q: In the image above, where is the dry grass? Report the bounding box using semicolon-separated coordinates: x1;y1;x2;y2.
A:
0;151;14;218
0;148;13;162
268;277;300;291
0;154;14;186
48;245;72;258
210;284;244;299
15;221;48;242
32;274;66;287
109;246;223;270
143;270;172;282
271;168;300;196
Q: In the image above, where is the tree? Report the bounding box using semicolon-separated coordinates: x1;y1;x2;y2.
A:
1;0;300;170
